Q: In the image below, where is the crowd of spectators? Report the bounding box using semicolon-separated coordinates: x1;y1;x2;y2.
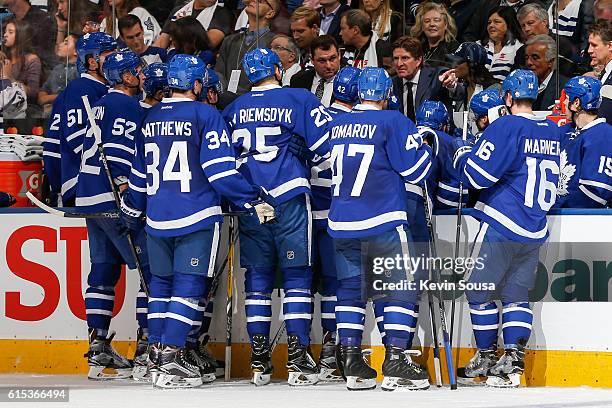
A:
0;0;611;121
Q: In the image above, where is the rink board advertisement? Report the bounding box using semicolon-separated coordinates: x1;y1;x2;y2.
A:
1;208;611;386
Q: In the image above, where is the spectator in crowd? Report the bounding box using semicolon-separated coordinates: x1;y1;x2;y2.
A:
0;51;27;119
101;0;160;46
155;0;235;51
587;20;612;124
450;0;485;41
2;18;41;114
3;0;55;66
118;14;167;65
55;0;103;49
318;0;350;45
525;34;569;111
339;9;392;70
270;34;301;86
448;41;496;103
290;34;340;107
37;33;79;112
478;6;523;83
215;0;280;96
515;4;578;78
166;16;214;65
463;0;539;43
410;2;458;68
548;0;594;56
361;0;403;44
594;0;612;20
391;36;463;121
290;6;320;67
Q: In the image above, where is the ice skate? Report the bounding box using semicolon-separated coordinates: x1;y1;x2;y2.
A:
286;335;319;386
85;329;133;380
131;328;149;381
251;334;273;386
186;342;216;383
486;346;525;388
381;347;429;391
154;345;203;389
339;345;377;391
318;331;342;381
148;342;162;384
457;347;498;386
200;334;225;378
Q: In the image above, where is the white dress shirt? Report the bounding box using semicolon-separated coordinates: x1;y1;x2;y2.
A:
310;72;335;107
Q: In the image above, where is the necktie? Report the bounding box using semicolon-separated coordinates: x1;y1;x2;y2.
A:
405;81;415;122
315;78;326;101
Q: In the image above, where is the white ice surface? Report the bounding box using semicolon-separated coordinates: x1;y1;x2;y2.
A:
1;375;612;408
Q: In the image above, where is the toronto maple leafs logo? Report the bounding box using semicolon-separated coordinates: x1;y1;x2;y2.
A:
144;17;154;31
115;53;124;61
154;68;163;77
557;149;576;196
481;94;490;102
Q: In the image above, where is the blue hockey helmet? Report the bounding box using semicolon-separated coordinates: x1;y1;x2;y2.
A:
167;54;206;91
203;67;223;94
102;51;143;86
243;48;283;84
333;66;361;103
563;76;602;110
451;42;488;67
416;100;449;129
388;94;400;110
470;89;504;119
502;69;538;101
76;32;117;73
358;67;392;102
142;63;169;96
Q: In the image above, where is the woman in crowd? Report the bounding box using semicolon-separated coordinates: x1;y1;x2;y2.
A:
478;6;523;83
410;2;458;68
102;0;161;45
360;0;404;43
166;16;214;66
2;18;41;115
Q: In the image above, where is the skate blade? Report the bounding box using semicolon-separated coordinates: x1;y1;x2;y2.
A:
215;367;225;378
486;373;521;388
154;373;203;389
381;376;430;391
318;368;343;382
88;366;132;380
288;371;319;386
252;371;271;386
346;376;376;391
131;365;150;381
457;376;487;386
201;373;216;384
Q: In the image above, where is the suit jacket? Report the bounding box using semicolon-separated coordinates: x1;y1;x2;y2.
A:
289;68;336;104
533;72;570;111
601;73;612;126
321;3;350;46
392;65;466;120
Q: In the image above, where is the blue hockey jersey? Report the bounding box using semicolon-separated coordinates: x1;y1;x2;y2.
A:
456;113;561;242
554;118;612;208
43;93;64;196
125;97;259;237
327;104;433;238
310;102;352;228
58;74;108;202
75;90;144;212
222;84;331;204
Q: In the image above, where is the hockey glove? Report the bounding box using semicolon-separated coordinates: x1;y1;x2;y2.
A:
288;134;315;162
418;127;439;159
246;200;276;224
0;192;16;207
451;127;476;144
452;138;473;170
119;190;145;232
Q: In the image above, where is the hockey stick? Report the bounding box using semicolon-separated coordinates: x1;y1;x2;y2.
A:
26;191;120;219
269;320;287;353
82;95;149;296
422;184;457;390
449;111;469;379
225;215;236;381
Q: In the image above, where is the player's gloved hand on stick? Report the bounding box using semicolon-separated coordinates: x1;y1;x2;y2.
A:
288;134;315;162
246;187;277;225
452;127;476;144
452;137;473;170
119;190;145;232
0;192;17;207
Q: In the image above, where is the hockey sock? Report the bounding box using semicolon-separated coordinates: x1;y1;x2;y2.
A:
136;286;148;330
321;293;337;333
199;297;214;339
373;300;386;345
185;297;205;346
501;302;532;348
380;301;419;349
336;275;366;346
283;288;313;346
85;263;121;338
148;274;172;344
245;292;272;343
469;301;500;349
162;272;209;347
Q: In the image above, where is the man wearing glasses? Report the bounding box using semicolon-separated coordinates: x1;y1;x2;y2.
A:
270;34;301;86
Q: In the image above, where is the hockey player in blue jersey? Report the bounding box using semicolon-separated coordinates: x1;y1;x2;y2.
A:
140;62;169;108
222;48;331;387
328;67;433;391
470;89;506;141
74;50;150;380
554;76;612;208
452;69;561;387
120;54;275;389
44;32;117;207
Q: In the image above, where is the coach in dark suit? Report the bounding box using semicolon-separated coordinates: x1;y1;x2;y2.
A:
588;21;612;125
319;0;350;45
391;36;465;122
